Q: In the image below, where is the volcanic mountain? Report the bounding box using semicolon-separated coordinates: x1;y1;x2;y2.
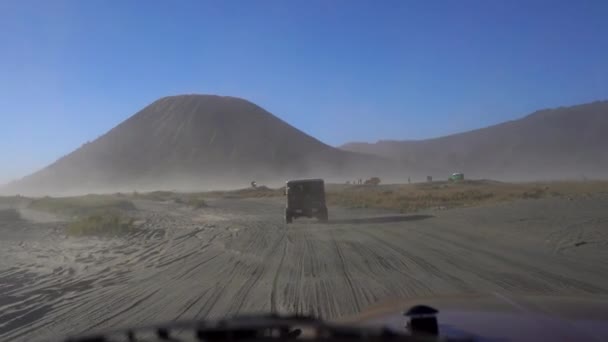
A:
5;95;391;195
341;101;608;181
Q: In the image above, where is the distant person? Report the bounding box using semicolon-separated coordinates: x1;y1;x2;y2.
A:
408;177;411;184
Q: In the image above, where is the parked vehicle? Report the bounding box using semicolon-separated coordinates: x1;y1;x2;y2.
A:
448;173;464;182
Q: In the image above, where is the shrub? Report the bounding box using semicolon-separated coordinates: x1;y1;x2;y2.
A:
66;211;136;237
184;196;208;209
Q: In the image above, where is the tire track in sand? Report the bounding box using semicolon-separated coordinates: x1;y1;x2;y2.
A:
270;232;288;313
418;228;608;294
226;228;285;314
85;288;161;331
330;229;362;313
356;228;472;292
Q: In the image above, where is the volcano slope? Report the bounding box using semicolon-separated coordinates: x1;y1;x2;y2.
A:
1;191;607;341
3;95;391;196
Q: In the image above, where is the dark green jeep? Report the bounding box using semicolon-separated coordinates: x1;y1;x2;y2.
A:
285;179;328;224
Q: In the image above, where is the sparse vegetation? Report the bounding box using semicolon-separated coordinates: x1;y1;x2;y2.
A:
210;186;284;198
129;191;207;208
20;180;608;223
28;195;136;218
131;186;283;205
326;180;608;213
182;195;208;209
24;195;138;237
66;212;136;237
146;187;282;206
132;191;180;202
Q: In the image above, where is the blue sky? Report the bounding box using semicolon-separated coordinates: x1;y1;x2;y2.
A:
1;1;607;183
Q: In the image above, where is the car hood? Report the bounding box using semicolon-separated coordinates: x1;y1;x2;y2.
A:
344;293;608;341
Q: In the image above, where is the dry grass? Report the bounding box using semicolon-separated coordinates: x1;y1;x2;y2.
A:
26;180;608;221
326;180;608;213
25;195;139;237
66;212;137;237
207;186;284;198
28;195;136;218
131;190;179;202
128;180;608;214
130;190;210;209
175;195;209;209
131;186;283;205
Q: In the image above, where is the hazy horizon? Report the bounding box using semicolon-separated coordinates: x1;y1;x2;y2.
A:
2;1;608;183
4;96;608;186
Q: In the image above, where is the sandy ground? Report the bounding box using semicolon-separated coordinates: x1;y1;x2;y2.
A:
1;195;608;341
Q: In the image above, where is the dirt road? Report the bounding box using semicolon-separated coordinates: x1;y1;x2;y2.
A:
1;195;608;341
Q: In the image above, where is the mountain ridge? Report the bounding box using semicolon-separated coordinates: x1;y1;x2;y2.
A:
343;101;608;146
341;100;608;181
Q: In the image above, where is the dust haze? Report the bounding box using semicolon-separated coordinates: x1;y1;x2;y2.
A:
1;95;608;341
3;96;608;196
